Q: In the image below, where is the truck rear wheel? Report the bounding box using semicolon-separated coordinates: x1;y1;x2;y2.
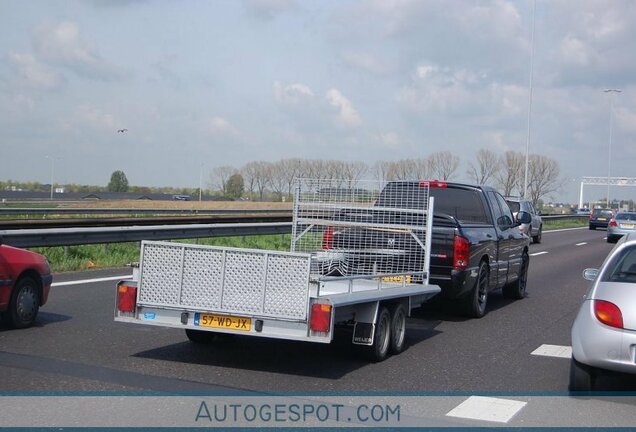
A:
389;303;407;354
364;307;391;362
503;252;528;299
464;262;489;318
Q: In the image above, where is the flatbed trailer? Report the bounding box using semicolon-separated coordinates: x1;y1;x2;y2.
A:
115;180;440;361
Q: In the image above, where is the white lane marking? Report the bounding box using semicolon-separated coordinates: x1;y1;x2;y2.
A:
531;344;572;359
575;242;587;246
52;275;132;287
529;251;548;256
446;396;527;423
543;227;587;234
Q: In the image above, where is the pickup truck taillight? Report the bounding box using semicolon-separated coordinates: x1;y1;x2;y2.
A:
453;235;470;270
322;226;334;250
117;282;137;314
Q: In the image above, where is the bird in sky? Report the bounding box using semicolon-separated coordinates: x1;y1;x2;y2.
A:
117;128;128;133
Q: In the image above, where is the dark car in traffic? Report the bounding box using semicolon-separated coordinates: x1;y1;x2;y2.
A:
0;240;52;328
589;208;614;230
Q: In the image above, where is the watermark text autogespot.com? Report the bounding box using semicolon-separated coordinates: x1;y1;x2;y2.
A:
195;401;401;425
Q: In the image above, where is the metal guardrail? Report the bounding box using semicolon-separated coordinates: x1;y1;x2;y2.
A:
541;214;588;222
0;208;292;216
0;223;293;248
0;214;587;249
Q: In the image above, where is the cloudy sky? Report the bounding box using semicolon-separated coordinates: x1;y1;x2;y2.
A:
1;0;635;203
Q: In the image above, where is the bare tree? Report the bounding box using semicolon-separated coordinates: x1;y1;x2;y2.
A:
248;161;272;200
467;149;500;186
496;151;524;196
342;161;368;187
209;166;236;195
241;161;258;198
373;161;392;183
527;154;561;207
280;158;303;198
429;151;460;180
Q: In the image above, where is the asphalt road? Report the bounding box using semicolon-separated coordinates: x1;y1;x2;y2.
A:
0;227;632;395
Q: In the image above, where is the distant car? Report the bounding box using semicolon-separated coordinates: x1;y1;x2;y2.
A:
505;197;543;243
570;232;636;391
172;194;191;201
589;208;614;230
0;240;52;328
577;208;591;215
607;212;636;243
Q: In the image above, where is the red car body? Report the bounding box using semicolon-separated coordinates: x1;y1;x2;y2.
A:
0;243;52;328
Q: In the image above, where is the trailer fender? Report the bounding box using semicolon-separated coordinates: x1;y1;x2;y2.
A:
352;301;379;346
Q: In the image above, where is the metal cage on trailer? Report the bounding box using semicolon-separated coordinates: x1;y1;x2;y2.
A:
114;179;441;361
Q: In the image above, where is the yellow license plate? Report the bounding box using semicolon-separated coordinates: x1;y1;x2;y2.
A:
195;313;251;331
598;217;606;221
623;224;634;229
381;275;411;283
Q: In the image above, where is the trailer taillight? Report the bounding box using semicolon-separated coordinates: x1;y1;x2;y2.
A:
117;283;137;313
322;226;334;250
310;303;332;332
453;235;470;270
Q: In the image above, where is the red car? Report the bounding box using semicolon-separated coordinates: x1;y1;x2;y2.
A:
0;241;52;328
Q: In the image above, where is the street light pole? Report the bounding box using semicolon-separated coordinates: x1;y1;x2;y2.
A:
604;88;621;208
199;163;204;202
45;156;55;200
523;0;536;198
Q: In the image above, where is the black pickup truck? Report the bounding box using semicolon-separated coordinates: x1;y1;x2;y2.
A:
322;180;532;318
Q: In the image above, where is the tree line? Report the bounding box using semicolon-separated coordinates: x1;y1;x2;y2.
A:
2;149;562;207
211;149;561;207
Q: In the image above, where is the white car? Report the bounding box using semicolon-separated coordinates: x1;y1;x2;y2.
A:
570;232;636;391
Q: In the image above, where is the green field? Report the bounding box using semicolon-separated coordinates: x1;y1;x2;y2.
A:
33;217;588;273
33;235;291;273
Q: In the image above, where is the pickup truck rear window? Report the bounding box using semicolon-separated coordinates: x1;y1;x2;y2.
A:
376;183;490;224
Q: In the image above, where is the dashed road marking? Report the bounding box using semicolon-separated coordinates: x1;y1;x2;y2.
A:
531;344;572;359
52;275;132;287
529;251;548;256
446;396;527;423
575;242;587;246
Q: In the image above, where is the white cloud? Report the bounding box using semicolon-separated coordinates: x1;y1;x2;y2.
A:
7;52;63;90
206;116;239;137
273;81;314;105
398;62;525;119
341;51;389;75
244;0;297;20
560;35;592;66
325;88;361;128
33;21;125;81
63;104;116;133
377;131;401;150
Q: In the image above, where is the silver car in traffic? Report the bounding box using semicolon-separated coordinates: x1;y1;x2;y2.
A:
607;211;636;243
570;232;636;391
505;197;543;243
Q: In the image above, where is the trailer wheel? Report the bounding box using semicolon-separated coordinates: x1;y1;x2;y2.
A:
364;307;391;362
389;303;407;354
185;329;215;344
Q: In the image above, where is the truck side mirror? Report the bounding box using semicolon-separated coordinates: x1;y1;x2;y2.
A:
516;211;531;224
